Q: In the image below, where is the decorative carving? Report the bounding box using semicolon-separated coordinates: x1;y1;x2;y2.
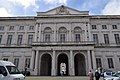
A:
56;5;70;14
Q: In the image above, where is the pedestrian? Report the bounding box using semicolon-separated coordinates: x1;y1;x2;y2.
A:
95;70;100;80
87;70;94;80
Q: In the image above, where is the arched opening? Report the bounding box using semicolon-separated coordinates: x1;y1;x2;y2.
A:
57;54;68;76
40;54;51;76
74;53;86;76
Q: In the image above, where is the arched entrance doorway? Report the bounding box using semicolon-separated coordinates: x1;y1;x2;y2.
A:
74;53;86;76
57;54;68;76
40;54;51;76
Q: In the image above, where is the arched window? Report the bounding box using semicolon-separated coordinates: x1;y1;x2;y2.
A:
74;27;82;42
43;27;52;42
58;27;67;42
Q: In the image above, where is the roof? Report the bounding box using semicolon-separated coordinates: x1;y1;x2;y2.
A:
0;60;15;66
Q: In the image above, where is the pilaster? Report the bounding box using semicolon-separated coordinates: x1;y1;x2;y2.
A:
34;23;39;42
34;50;39;75
38;23;42;42
69;50;75;76
91;50;96;70
51;50;56;76
87;50;92;70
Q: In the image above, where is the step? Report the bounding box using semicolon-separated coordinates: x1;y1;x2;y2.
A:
26;76;103;80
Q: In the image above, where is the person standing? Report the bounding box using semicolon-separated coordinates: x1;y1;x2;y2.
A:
95;70;100;80
87;70;94;80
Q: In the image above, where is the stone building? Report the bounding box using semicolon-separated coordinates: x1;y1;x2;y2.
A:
0;5;120;76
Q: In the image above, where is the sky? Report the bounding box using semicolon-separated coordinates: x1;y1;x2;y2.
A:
0;0;120;17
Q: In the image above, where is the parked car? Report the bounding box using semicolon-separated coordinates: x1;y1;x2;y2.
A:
21;71;30;76
104;75;120;80
104;70;115;77
113;72;120;77
0;60;25;80
104;70;120;80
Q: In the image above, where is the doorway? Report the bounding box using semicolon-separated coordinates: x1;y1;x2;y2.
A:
74;53;86;76
57;54;68;76
40;54;51;76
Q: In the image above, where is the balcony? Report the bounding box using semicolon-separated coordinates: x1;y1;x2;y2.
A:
95;43;120;47
32;41;95;46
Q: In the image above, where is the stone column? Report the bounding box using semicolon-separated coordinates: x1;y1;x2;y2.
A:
51;50;56;76
91;50;96;70
34;50;39;75
87;50;92;70
69;50;75;76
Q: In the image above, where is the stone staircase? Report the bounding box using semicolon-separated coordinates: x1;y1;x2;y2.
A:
26;76;103;80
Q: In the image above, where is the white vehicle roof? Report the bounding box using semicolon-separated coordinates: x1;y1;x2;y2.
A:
0;60;15;66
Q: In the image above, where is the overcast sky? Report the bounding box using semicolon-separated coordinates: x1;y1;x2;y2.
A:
0;0;120;17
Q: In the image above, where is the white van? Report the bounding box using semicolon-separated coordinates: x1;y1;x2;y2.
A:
0;60;25;80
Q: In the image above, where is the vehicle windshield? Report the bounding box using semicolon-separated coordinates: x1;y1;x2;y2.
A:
6;66;20;74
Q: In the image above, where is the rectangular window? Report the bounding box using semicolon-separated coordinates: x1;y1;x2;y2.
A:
107;58;114;68
29;26;34;30
45;34;50;42
60;34;65;42
19;26;24;30
28;35;33;44
104;34;109;44
0;26;4;30
102;25;107;29
14;58;19;68
0;35;2;44
25;58;30;68
112;25;117;29
75;34;81;42
6;35;12;45
96;58;102;68
92;25;97;29
17;35;23;45
9;26;14;30
119;58;120;63
114;34;120;44
93;34;99;44
3;58;8;61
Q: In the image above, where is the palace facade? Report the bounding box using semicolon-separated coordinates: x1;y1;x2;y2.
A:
0;5;120;76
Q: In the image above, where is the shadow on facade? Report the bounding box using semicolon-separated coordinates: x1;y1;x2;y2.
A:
40;54;51;76
74;53;86;76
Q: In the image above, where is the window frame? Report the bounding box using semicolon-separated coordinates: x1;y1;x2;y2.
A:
28;35;33;45
107;58;114;68
104;34;109;44
17;35;23;45
19;26;24;30
96;58;102;68
60;33;66;42
75;33;81;42
102;25;107;29
112;25;117;29
0;35;2;44
93;34;99;44
114;34;120;44
6;35;13;45
92;25;97;29
14;58;19;68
